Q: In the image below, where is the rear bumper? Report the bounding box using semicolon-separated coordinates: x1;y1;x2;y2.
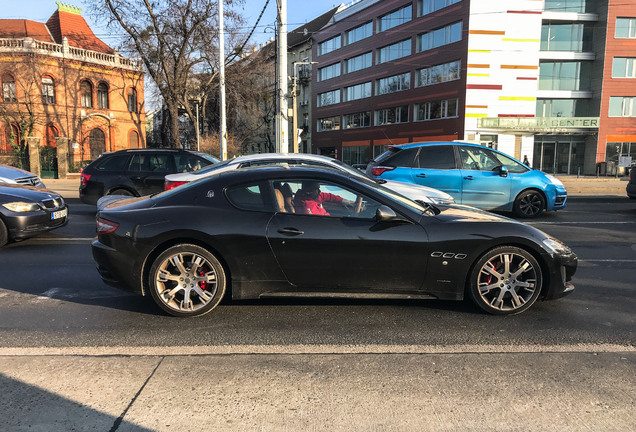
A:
92;238;143;294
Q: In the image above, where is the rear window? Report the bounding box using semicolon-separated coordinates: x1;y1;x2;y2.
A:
416;146;456;169
225;182;274;212
379;148;418;168
95;154;130;171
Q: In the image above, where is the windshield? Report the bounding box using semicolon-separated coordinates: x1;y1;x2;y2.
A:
191;158;232;175
349;173;432;215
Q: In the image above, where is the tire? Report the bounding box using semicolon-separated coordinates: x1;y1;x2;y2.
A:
0;219;8;248
513;190;545;218
108;188;135;196
148;244;226;317
468;246;543;315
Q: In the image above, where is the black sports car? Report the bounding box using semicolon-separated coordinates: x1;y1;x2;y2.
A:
92;166;577;317
0;184;68;247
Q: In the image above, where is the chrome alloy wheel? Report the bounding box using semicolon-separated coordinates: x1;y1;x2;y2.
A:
470;247;542;315
149;244;225;317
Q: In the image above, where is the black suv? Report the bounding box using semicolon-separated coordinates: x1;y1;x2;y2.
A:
628;165;636;199
79;149;219;205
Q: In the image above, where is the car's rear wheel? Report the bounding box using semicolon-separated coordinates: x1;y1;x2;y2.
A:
148;244;226;317
108;188;134;196
513;190;545;218
468;246;543;315
0;219;8;247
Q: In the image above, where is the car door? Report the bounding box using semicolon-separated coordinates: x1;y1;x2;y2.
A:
410;145;463;202
128;153;176;196
266;179;429;292
457;146;511;209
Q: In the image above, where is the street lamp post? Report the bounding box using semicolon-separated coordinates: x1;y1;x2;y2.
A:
292;61;317;153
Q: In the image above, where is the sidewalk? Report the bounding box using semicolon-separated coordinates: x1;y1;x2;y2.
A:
42;174;630;200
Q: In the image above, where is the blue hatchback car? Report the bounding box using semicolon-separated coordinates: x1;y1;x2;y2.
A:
367;142;567;218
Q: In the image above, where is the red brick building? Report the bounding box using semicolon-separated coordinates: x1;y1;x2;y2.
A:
0;3;145;172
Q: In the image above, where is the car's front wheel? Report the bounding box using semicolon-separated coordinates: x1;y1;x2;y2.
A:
0;219;8;247
148;244;226;317
468;246;543;315
513;190;545;218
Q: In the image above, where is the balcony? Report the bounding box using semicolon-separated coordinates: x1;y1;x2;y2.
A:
0;37;143;72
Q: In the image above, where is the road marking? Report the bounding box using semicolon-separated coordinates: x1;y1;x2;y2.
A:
529;221;636;225
581;259;636;263
29;237;94;241
0;344;633;357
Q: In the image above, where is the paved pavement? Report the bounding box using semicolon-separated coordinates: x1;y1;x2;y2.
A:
44;174;631;200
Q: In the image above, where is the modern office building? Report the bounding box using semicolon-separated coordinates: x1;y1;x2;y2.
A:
311;0;636;175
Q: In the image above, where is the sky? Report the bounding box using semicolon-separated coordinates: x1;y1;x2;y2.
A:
0;0;342;47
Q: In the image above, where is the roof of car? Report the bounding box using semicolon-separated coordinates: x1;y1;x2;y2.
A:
228;153;336;163
392;141;483;150
109;148;203;154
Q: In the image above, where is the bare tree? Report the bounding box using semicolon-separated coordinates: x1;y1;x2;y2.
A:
89;0;244;148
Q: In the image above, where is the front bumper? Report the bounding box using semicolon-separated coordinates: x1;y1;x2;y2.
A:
542;251;577;300
5;206;69;240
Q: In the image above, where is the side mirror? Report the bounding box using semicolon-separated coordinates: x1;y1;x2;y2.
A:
496;165;509;177
375;205;397;222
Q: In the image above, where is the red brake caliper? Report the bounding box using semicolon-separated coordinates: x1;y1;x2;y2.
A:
198;269;207;290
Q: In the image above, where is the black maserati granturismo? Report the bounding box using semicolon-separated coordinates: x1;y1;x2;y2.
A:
92;165;577;317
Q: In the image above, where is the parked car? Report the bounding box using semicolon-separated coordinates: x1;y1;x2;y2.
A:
627;165;636;199
0;164;46;188
366;142;567;218
164;153;455;206
0;184;68;247
92;165;577;318
79;149;220;204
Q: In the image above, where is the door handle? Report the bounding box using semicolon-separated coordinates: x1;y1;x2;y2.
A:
463;176;474;180
278;227;304;236
416;173;427;178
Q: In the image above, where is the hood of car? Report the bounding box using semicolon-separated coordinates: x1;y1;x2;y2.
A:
0;164;33;180
0;183;59;202
434;204;517;223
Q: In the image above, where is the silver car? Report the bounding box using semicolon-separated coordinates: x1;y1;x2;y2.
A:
0;164;45;188
163;153;455;205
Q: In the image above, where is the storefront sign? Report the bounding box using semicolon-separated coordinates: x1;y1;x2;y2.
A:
478;117;600;132
619;156;632;167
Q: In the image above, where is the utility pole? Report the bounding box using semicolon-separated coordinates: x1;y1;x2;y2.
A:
276;0;288;153
219;0;228;160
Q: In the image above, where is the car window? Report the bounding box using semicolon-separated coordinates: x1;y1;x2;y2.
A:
416;145;456;169
276;179;383;219
458;146;500;171
175;154;207;172
382;148;418;168
129;154;175;173
95;154;130;171
489;151;529;174
225;181;274;212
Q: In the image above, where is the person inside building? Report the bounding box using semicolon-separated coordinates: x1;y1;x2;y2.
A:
293;181;351;216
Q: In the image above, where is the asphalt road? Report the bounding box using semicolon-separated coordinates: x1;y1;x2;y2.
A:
0;198;634;431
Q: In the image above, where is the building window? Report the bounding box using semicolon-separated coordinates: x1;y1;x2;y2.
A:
377;73;410;95
1;124;19;153
612;58;636;78
128;130;140;148
419;22;462;52
343;111;371;129
98;83;109;109
376;106;409;125
609;97;636;117
616;18;636;39
317;90;340;107
377;40;411;64
414;99;458;121
544;0;586;13
42;76;55;105
345;52;372;73
318;35;341;56
346;22;373;45
606;142;636;165
127;88;138;112
317;116;341;131
318;63;341;81
539;61;591;91
378;5;412;32
2;74;16;102
536;99;589;117
541;23;593;51
80;80;93;108
343;145;371;166
416;60;460;87
344;82;372;102
418;0;460;16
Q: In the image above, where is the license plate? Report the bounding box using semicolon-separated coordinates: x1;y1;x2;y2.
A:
51;208;68;220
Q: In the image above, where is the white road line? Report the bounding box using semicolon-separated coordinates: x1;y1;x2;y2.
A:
529;221;636;225
580;259;636;263
0;344;633;357
29;237;94;241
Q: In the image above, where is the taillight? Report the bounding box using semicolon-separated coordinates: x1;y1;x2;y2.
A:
80;173;91;186
371;166;396;176
164;180;189;190
96;217;119;235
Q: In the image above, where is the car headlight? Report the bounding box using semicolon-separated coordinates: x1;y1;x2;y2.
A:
545;174;563;187
2;201;41;212
542;237;571;255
